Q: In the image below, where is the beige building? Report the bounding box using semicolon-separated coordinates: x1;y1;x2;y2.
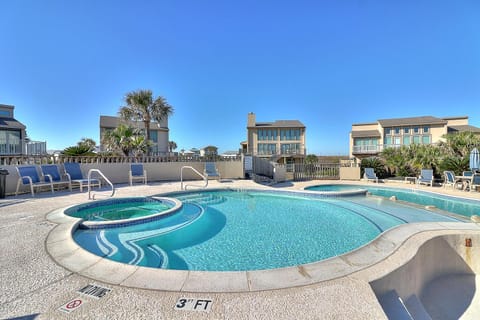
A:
243;112;306;164
99;115;169;155
350;115;480;161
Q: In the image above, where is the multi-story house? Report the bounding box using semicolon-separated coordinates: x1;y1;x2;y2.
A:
350;115;480;162
0;104;27;155
99;115;169;155
244;112;306;164
200;145;218;159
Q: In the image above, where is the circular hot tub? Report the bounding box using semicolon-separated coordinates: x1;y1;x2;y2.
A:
304;184;368;196
64;196;183;228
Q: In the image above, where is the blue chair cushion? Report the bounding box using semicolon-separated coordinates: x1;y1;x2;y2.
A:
18;166;40;184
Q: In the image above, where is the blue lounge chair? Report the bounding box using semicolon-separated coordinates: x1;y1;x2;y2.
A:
204;162;221;180
15;165;54;196
63;162;101;192
417;169;434;187
129;163;147;186
364;167;378;183
41;164;72;192
471;173;480;192
443;171;462;190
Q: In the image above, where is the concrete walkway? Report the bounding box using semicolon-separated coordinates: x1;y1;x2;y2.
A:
0;180;479;319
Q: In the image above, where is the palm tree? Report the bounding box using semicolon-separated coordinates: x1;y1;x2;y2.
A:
169;141;177;153
119;89;174;154
102;124;143;156
439;131;480;158
79;137;96;150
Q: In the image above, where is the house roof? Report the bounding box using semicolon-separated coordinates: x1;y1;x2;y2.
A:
100;115;168;130
378;116;448;127
0;117;26;130
250;120;305;128
447;125;480;133
351;130;381;138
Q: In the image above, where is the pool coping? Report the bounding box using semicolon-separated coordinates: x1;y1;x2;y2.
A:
45;186;480;293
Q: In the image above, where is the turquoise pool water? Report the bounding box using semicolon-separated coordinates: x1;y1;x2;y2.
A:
65;197;174;221
305;184;480;218
73;189;460;271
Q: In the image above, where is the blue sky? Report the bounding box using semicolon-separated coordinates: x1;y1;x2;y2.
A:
1;0;479;155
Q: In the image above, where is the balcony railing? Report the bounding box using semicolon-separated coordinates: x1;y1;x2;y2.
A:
352;145;384;154
353;143;439;154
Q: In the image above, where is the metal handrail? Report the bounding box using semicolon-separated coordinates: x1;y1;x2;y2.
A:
181;166;207;190
88;169;115;200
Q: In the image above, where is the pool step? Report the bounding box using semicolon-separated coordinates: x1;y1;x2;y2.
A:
177;193;224;206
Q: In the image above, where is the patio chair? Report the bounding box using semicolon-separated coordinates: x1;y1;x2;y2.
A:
204;162;221;180
63;162;101;192
15;165;54;197
443;171;462;190
41;164;72;192
471;173;480;192
129;163;147;186
417;169;434;187
363;167;378;183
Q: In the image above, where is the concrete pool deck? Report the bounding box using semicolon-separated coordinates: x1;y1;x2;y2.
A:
1;179;480;319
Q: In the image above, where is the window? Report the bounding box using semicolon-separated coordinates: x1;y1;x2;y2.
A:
258;129;277;141
0;130;21;155
0;110;11;117
281;143;301;154
423;127;429;133
403;136;411;145
413;135;420;144
149;130;158;143
280;129;300;141
393;136;401;146
384;136;392;145
404;128;410;134
394;128;400;134
422;135;431;144
257;143;276;155
413;127;419;133
385;128;391;135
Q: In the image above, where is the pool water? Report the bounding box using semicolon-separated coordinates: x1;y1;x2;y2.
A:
73;189;460;271
66;197;174;221
306;185;480;218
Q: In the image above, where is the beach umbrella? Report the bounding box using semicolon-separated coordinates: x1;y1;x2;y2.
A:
470;147;480;171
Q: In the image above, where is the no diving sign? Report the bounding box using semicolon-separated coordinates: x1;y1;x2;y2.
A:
58;297;85;313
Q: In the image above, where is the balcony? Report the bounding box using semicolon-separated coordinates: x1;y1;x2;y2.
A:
352;145;384;154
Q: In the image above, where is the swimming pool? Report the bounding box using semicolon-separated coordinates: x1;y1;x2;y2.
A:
305;184;480;219
73;189;460;271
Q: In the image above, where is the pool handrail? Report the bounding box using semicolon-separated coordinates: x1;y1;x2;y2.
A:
88;169;115;200
181;166;208;190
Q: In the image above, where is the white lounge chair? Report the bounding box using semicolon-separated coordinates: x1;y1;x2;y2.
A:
417;169;434;187
204;162;221;180
15;165;54;197
129;163;147;186
364;167;378;183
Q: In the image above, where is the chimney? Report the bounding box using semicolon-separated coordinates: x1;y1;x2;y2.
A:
247;112;256;127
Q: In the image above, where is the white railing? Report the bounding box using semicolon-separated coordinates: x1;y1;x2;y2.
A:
88;169;115;200
180;166;208;190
